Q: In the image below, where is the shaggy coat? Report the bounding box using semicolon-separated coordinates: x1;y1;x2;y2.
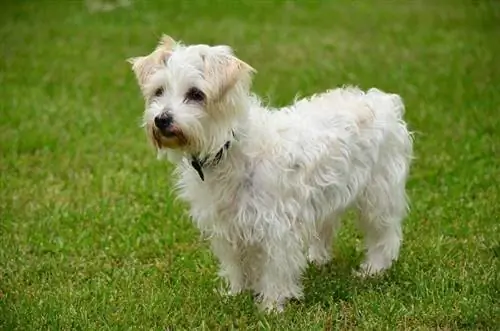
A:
129;35;413;311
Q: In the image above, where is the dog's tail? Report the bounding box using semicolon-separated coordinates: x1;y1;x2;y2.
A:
365;87;413;162
366;88;405;119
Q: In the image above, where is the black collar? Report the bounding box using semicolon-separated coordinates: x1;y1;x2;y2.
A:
190;140;232;181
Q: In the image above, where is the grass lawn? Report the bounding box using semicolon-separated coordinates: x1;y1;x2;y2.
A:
1;0;499;329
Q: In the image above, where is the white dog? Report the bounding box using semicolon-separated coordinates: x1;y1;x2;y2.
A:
128;35;413;312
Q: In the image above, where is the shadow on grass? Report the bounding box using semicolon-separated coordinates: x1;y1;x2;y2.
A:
300;246;401;309
166;242;436;328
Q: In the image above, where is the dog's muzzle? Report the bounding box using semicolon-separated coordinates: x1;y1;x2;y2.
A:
150;113;186;149
154;113;175;137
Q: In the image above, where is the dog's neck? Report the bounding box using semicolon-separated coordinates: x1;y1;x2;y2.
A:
189;130;236;181
175;97;254;181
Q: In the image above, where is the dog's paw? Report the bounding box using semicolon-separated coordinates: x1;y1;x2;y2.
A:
257;297;286;313
216;284;243;297
307;245;332;266
253;293;287;313
353;261;387;278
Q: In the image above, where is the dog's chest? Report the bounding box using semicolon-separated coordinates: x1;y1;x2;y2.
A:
177;166;254;235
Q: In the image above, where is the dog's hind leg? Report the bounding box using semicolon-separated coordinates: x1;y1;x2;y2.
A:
355;98;412;276
355;174;408;276
355;140;411;276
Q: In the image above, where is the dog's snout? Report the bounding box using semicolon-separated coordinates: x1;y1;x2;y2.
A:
154;113;173;130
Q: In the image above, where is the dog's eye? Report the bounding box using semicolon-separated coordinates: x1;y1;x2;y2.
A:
185;87;205;102
154;87;164;97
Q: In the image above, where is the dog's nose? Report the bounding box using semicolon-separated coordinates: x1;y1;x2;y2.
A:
154;113;173;130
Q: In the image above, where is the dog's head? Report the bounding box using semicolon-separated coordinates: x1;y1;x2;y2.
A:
128;35;255;158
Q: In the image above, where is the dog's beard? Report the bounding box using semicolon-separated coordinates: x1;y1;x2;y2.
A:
147;122;187;151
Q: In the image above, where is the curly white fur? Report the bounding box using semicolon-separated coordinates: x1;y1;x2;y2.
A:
129;35;413;312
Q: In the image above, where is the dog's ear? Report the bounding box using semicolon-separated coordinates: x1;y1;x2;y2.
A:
203;46;256;101
220;55;256;97
127;35;176;93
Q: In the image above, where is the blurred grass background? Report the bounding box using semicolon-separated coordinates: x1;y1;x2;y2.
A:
1;0;499;329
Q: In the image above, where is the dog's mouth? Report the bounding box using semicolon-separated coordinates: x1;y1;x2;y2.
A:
148;123;187;149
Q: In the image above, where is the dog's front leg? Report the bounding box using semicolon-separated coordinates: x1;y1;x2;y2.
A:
308;215;340;266
255;233;307;312
210;236;245;295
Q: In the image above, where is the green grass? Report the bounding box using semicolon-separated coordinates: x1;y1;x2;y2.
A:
1;0;499;329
